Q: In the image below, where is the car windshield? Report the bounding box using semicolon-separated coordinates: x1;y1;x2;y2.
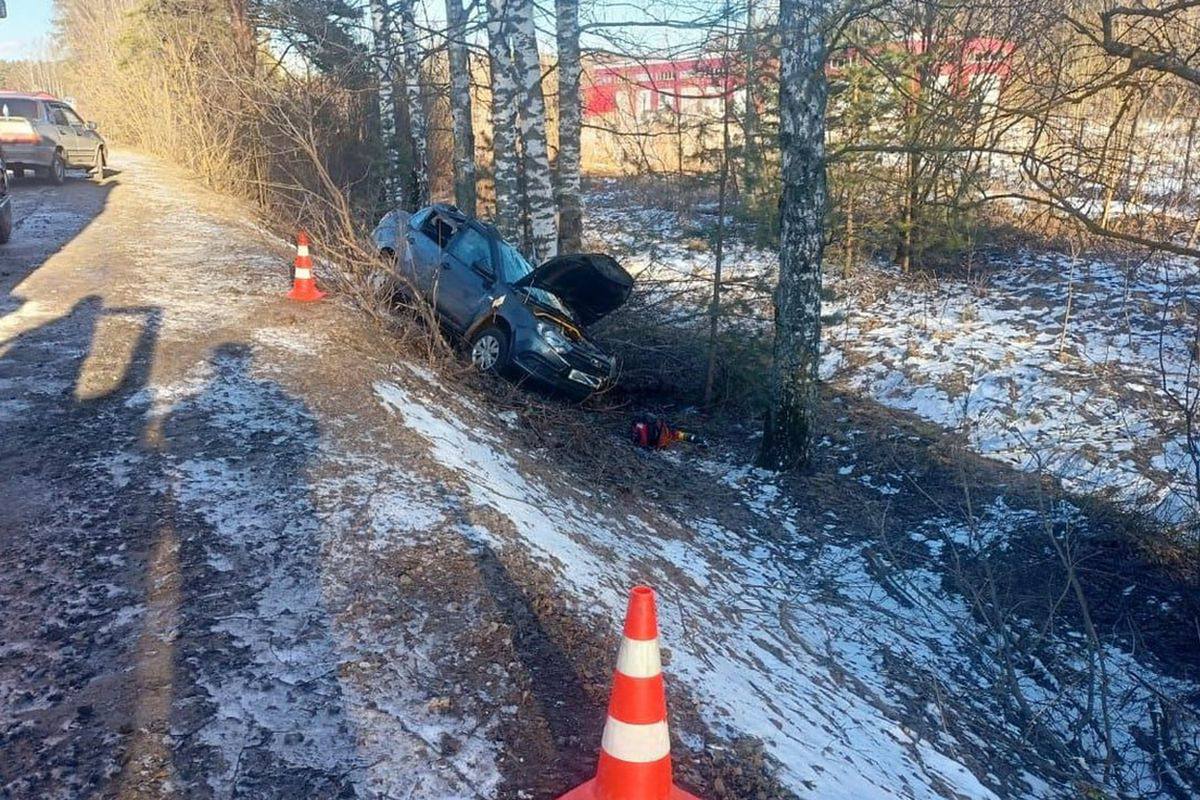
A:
0;98;38;120
495;241;535;283
495;242;571;316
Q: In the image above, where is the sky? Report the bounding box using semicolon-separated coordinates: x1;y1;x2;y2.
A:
0;0;54;61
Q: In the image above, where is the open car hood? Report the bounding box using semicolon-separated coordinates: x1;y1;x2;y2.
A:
513;253;633;326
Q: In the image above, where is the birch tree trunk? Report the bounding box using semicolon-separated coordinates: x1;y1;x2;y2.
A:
370;0;402;208
508;0;558;261
445;0;477;216
758;0;829;470
486;0;522;242
555;0;583;254
397;0;430;209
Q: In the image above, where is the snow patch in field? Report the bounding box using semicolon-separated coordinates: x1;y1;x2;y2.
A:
252;326;325;355
374;378;1002;799
0;299;55;340
376;371;1199;798
820;255;1200;526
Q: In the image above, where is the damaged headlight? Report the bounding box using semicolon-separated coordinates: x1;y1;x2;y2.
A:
536;321;573;354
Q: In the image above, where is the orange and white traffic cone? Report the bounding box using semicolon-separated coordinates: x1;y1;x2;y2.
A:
556;586;702;800
287;230;325;302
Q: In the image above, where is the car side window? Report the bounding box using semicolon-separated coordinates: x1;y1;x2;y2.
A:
61;106;85;126
49;106;69;126
419;212;457;248
447;227;493;276
408;208;431;233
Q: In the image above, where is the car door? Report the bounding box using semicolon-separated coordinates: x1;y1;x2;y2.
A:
439;225;495;331
406;208;458;304
58;105;96;165
46;104;82;163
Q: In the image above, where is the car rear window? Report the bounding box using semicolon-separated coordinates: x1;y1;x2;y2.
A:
0;98;39;120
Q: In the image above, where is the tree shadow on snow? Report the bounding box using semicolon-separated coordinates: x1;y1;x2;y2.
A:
0;178;119;323
470;538;602;794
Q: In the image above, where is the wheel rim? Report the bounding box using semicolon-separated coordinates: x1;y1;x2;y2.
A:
471;335;501;371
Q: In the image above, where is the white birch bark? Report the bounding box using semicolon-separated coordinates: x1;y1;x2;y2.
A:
507;0;558;261
445;0;477;216
486;0;522;242
554;0;582;253
397;0;430;208
758;0;830;470
370;0;402;207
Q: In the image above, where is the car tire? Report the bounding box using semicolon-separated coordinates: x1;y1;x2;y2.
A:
47;152;66;185
469;325;512;375
0;201;12;245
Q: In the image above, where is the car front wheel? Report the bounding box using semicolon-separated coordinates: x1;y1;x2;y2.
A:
469;325;511;375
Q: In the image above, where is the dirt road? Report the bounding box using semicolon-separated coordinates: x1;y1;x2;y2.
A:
1;154;1195;800
0;156;522;798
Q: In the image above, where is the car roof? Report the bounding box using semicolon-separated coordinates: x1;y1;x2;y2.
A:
0;91;57;101
426;203;506;243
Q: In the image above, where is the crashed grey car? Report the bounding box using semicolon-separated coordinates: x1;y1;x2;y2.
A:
372;203;632;399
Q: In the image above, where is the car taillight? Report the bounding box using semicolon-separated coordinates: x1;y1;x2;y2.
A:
0;132;38;144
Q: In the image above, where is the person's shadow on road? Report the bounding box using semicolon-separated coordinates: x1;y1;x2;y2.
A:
156;343;358;798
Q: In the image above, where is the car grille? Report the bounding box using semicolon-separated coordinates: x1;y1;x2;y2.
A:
563;344;612;377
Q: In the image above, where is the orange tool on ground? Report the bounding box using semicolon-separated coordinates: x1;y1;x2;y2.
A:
631;417;706;450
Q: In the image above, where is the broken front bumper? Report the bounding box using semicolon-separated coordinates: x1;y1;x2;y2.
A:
514;340;614;396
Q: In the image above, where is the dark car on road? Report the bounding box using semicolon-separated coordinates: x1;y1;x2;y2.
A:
373;204;632;399
0;147;12;243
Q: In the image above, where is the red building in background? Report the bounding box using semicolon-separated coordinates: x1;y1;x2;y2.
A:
583;56;742;120
828;36;1015;101
583;37;1015;121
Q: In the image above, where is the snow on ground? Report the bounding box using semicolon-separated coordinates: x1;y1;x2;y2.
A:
135;350;504;799
822;252;1200;526
373;377;993;799
373;369;1197;799
5;152;1195;798
587;183;1200;529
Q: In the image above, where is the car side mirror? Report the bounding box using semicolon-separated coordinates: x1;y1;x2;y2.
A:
86;121;98;131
